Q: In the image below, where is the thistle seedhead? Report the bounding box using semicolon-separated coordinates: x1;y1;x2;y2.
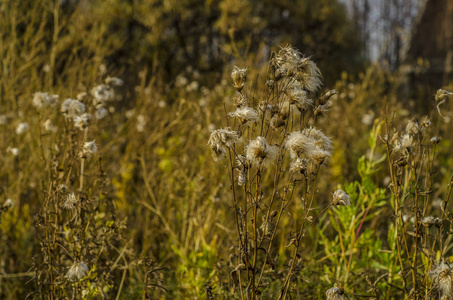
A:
62;193;79;210
326;287;346;300
33;92;59;108
61;99;86;119
15;122;29;135
66;261;89;281
272;46;322;92
332;189;350;206
430;259;453;298
228;107;259;124
82;140;98;157
231;66;247;92
406;118;420;135
245;136;278;166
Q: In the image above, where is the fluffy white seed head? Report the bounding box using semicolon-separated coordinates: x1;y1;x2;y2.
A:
105;76;123;86
33;92;59;108
62;193;78;210
228;107;259;124
66;261;89;281
74;113;92;130
332;189;350;206
430;260;453;298
326;287;346;300
83;140;98;156
16;122;29;135
61;99;86;119
245;136;278;166
231;66;247;92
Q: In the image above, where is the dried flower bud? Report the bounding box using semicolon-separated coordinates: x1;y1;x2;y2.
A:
319;89;337;105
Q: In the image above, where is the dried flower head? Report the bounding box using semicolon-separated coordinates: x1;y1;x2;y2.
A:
3;199;13;209
33;92;59;108
273;46;322;92
228;107;259;124
207;128;239;162
91;84;115;107
7;147;19;156
83;140;98;156
326;287;346;300
105;76;124;86
74;113;92;130
62;193;78;210
332;189;350;206
431;136;441;144
207;128;240;149
290;158;309;174
430;260;453;298
285;131;316;160
43;119;57;132
95;107;107;120
238;171;246;186
421;216;436;227
231;66;247;92
232;94;249;108
435;89;452;118
66;261;89;281
406;118;420;135
16;122;29;135
301;127;333;151
61;99;86;119
245;136;278;166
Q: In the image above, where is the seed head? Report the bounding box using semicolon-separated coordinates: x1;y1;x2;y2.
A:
83;140;98;156
207;128;239;162
301;127;333;151
238;171;246;186
231;66;247;92
3;199;13;209
332;189;350;206
289;158;309;174
7;147;19;156
430;260;453;298
33;92;59;108
228;107;259;124
406;118;420;135
16;122;29;135
61;99;86;119
326;287;346;300
74;113;92;130
431;136;441;144
285;131;316;160
62;193;78;210
421;216;436;227
91;84;115;107
95;107;107;120
105;76;123;86
66;261;89;281
245;136;278;166
207;128;240;149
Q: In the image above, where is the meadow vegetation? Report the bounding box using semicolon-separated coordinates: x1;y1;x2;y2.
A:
1;0;453;299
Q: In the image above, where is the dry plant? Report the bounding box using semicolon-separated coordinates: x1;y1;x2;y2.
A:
208;45;352;299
